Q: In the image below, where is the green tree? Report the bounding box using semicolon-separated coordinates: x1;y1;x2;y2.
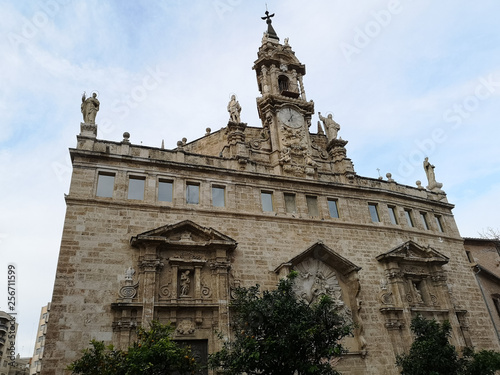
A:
209;272;353;375
461;346;500;375
396;315;460;375
126;321;197;375
67;340;126;375
68;321;198;375
396;315;500;375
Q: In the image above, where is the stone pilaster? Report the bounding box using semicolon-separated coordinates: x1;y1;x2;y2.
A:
139;255;163;326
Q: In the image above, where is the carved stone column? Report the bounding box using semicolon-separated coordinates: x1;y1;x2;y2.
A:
194;265;203;301
297;74;306;101
210;259;232;339
139;255;163;326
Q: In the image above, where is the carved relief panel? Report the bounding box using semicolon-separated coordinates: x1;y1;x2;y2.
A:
376;241;468;353
112;220;237;349
275;242;366;355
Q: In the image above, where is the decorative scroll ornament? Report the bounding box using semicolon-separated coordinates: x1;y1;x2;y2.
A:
160;284;172;298
201;280;212;298
381;292;394;305
248;128;270;150
119;282;139;299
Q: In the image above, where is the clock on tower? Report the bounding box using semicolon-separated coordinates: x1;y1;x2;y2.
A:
253;11;316;177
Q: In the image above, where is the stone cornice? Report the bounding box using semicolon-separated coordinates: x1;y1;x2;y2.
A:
69;147;454;209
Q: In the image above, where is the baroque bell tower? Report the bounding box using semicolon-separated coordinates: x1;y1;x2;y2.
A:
253;11;317;177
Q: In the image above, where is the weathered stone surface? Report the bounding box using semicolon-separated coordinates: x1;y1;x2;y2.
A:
42;19;499;375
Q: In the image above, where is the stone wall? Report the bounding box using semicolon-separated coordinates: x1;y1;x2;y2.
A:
42;138;500;375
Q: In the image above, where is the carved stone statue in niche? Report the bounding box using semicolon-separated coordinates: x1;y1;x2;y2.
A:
180;270;191;297
412;281;424;303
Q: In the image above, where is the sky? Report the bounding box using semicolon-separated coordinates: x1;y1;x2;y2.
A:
0;0;499;358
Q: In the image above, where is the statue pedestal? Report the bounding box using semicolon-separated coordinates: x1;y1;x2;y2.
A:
327;138;355;176
80;122;97;138
227;121;248;160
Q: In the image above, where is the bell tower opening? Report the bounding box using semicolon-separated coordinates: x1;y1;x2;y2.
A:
278;75;289;93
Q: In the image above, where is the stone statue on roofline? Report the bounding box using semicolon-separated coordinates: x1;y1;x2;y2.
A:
318;112;340;141
423;157;443;191
228;94;241;123
81;91;100;124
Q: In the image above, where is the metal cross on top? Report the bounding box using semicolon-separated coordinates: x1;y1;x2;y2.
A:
261;10;275;24
261;9;279;40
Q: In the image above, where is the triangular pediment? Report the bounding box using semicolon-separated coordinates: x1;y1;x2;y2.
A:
130;220;237;250
275;241;361;277
376;240;449;265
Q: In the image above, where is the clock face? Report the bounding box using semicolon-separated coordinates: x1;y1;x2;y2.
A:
278;107;303;128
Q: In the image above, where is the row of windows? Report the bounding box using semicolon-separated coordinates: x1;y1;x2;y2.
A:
368;203;444;232
97;173;226;206
96;173;443;230
261;191;339;218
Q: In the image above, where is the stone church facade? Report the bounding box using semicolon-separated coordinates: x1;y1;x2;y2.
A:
43;14;499;375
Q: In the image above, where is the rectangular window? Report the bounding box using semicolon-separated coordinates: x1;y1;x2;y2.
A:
128;176;145;200
284;193;297;213
435;215;444;232
388;206;398;225
493;296;500;318
328;199;339;218
212;186;225;207
404;209;414;227
96;173;115;198
186;183;200;204
158;180;173;202
306;196;319;216
368;203;380;222
420;212;429;230
261;191;273;212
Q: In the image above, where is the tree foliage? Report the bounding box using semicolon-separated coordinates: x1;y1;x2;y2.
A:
67;340;126;375
396;315;460;375
209;272;353;375
68;321;198;375
396;315;500;375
